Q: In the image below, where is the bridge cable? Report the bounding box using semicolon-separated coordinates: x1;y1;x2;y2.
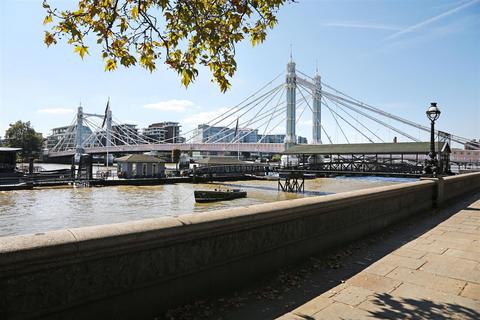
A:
324;93;421;142
327;96;385;142
321;83;475;147
204;84;284;143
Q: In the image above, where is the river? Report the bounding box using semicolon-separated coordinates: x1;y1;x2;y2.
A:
0;164;416;237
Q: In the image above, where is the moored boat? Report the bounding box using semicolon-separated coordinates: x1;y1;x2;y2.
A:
194;189;247;203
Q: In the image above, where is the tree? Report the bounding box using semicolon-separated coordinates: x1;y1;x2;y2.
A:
43;0;292;92
4;121;44;161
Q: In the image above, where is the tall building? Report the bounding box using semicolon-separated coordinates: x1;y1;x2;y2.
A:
142;127;167;143
148;122;182;143
46;125;92;150
258;134;285;143
297;136;308;144
237;128;258;143
193;124;233;143
112;124;139;145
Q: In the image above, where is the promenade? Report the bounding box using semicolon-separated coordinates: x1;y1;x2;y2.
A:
279;196;480;319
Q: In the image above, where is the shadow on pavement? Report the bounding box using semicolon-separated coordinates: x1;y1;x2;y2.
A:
368;293;480;320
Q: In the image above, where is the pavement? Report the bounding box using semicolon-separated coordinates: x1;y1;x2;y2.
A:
278;198;480;319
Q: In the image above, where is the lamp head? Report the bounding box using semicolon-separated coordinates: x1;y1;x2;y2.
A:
426;102;441;121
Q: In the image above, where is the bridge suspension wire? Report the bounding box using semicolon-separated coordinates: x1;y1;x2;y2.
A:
321;124;333;144
228;104;288;144
297;84;351;143
226;88;287;144
226;87;311;145
186;83;284;143
261;85;287;141
203;84;285;143
179;73;285;143
323;93;421;142
324;99;350;144
216;102;288;144
51;115;77;152
322;96;377;143
321;82;478;148
326;96;385;142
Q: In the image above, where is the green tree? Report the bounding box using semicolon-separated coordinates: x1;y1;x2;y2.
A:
42;0;291;92
4;121;43;161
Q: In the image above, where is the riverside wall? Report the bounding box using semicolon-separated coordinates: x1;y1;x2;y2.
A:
1;173;479;319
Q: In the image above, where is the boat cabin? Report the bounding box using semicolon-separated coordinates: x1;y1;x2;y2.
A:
116;154;166;178
0;147;22;184
195;156;269;177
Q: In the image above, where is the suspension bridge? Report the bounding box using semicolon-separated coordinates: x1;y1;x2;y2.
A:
47;58;479;162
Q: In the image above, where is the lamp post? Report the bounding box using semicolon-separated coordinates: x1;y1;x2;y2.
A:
425;102;441;176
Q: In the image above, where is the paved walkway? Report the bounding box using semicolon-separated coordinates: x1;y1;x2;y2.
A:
278;199;480;319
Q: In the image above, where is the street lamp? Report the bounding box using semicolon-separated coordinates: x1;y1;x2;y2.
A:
425;102;441;176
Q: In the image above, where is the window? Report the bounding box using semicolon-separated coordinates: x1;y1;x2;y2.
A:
142;163;147;176
132;163;137;176
152;163;157;175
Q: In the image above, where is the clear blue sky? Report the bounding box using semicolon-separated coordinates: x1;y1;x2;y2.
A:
0;0;479;143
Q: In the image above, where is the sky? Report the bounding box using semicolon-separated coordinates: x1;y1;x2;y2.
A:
0;0;479;144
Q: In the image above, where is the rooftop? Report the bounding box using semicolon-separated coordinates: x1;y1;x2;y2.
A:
115;154;165;163
196;156;267;166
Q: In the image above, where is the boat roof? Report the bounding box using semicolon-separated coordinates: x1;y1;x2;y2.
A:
115;154;165;163
196;156;268;166
283;142;451;155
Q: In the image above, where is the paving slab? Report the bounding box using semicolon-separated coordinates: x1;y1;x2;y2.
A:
277;196;480;320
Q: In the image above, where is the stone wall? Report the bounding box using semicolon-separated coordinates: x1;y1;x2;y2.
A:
1;173;479;319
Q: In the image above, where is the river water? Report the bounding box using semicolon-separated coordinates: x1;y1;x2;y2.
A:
0;164;416;237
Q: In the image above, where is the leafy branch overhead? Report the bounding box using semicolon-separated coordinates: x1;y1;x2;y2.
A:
43;0;291;92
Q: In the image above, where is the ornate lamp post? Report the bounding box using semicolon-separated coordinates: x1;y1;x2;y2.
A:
425;102;441;176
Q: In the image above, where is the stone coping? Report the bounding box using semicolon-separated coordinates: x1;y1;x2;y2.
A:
0;179;435;269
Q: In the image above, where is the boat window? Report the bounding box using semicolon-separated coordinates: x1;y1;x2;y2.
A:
142;163;147;176
132;163;137;175
152;163;157;175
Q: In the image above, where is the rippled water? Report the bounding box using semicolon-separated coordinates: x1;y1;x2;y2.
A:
0;174;415;237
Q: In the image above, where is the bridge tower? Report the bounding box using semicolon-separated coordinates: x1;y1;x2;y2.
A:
105;106;113;164
312;70;322;144
74;105;85;163
285;56;297;145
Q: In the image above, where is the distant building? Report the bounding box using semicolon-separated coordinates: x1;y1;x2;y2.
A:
46;125;92;150
148;122;183;143
258;134;285;143
116;154;165;178
112;124;139;145
237;128;258;143
297;136;308;144
193;124;233;143
142;126;167;143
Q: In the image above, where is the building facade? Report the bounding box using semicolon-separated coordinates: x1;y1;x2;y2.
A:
148;122;183;143
116;154;166;178
46;125;92;150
